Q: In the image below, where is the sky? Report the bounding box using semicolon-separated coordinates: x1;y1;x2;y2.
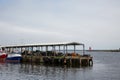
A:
0;0;120;50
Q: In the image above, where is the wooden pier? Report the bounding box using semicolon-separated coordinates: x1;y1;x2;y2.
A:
3;42;93;66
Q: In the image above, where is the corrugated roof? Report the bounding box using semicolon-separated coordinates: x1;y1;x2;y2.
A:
3;42;84;48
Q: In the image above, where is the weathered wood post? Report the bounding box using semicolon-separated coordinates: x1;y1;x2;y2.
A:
73;44;76;53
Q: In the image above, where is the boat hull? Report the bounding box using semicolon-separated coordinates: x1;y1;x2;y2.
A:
6;54;22;62
7;56;22;60
0;54;8;58
0;53;8;62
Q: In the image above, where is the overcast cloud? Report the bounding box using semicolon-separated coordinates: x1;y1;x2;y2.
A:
0;0;120;49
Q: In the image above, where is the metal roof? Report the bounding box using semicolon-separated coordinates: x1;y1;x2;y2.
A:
3;42;84;48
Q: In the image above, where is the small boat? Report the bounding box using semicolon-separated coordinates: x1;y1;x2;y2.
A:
0;48;8;62
0;52;8;58
0;52;8;62
6;53;22;62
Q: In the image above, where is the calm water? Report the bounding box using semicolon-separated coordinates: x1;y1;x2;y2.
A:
0;52;120;80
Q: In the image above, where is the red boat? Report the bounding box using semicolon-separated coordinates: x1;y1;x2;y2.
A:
0;52;7;62
0;52;7;58
0;48;8;62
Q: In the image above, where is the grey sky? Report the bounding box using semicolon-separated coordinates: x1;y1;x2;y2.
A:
0;0;120;49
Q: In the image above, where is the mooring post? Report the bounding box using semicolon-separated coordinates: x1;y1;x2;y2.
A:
80;58;81;65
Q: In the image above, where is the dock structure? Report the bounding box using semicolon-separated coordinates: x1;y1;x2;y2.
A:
3;42;93;66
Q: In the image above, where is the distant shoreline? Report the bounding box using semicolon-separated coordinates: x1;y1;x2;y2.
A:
86;50;120;52
56;50;120;52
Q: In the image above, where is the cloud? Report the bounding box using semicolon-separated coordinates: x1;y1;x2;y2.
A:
0;21;75;45
0;0;120;49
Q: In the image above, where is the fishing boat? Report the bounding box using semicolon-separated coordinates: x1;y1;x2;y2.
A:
6;52;22;62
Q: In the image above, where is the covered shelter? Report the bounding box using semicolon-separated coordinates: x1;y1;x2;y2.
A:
3;42;85;55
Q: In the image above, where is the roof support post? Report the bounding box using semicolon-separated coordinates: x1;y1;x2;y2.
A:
66;45;68;54
41;46;43;52
38;46;40;51
21;47;22;53
31;46;33;52
25;47;27;56
63;45;65;54
52;46;55;57
46;46;48;56
58;45;60;53
83;44;85;55
73;45;76;53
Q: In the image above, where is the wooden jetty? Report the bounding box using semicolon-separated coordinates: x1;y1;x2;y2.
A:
3;42;93;66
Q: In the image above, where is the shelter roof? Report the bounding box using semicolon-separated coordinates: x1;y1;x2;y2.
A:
3;42;84;48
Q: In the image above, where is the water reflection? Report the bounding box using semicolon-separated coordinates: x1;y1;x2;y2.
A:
1;52;120;80
0;62;93;80
19;63;93;80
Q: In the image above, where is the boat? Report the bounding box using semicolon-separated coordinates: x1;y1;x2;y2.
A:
6;52;22;62
0;52;8;59
0;47;8;62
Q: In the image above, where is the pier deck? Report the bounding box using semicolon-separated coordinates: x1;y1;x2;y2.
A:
3;42;93;66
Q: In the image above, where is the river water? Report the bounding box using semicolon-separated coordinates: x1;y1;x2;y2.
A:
0;52;120;80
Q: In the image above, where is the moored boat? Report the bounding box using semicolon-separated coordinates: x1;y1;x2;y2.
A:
6;53;22;62
0;52;8;58
0;48;8;62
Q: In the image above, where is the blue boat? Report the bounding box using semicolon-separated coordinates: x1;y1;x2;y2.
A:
6;53;22;62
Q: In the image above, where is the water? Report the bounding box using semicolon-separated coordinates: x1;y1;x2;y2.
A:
0;52;120;80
